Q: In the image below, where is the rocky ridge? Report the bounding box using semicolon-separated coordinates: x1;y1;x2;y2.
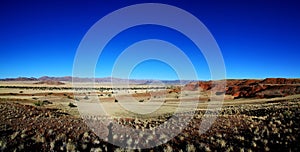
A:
184;78;300;99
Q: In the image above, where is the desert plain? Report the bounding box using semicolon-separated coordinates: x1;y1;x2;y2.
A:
0;77;299;151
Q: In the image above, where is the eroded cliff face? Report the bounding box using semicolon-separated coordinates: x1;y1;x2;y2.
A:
184;78;300;99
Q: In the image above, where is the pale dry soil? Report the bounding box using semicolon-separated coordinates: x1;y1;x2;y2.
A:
0;82;299;151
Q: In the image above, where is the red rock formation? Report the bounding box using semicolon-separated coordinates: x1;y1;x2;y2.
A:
261;78;300;84
184;78;300;99
183;82;199;91
199;81;212;91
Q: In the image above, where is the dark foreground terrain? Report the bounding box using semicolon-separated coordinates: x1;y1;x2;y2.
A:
0;97;299;152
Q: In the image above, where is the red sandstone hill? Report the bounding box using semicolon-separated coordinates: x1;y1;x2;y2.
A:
184;78;300;99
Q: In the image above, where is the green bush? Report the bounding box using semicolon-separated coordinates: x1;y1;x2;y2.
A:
33;101;43;106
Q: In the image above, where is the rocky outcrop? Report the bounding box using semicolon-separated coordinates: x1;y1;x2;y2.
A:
184;82;200;91
183;81;218;91
226;78;300;99
261;78;300;84
184;78;300;99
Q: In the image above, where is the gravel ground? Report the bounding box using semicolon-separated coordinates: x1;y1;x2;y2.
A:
0;98;299;151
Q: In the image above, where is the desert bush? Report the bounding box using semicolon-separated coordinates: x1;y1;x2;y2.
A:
42;100;52;105
33;101;43;106
84;95;89;100
68;102;77;108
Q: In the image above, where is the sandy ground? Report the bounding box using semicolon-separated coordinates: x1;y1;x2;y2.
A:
1;81;300;118
0;81;299;151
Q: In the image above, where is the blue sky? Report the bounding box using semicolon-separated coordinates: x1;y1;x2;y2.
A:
0;0;299;80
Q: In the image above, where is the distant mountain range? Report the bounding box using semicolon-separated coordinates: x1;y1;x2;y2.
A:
0;76;194;85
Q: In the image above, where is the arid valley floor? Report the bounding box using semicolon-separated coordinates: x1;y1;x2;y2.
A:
0;78;299;151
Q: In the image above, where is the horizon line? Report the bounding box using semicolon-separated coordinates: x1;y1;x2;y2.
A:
1;75;300;81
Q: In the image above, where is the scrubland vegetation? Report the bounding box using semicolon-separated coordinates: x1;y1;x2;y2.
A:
0;81;299;151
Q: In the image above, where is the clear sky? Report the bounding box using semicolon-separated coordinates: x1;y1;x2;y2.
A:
1;0;299;80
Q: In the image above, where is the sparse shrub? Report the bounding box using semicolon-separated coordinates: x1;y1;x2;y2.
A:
68;102;77;107
42;100;52;105
19;91;23;93
108;94;112;97
139;99;144;102
186;144;196;152
33;101;43;106
84;95;89;100
32;97;38;100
